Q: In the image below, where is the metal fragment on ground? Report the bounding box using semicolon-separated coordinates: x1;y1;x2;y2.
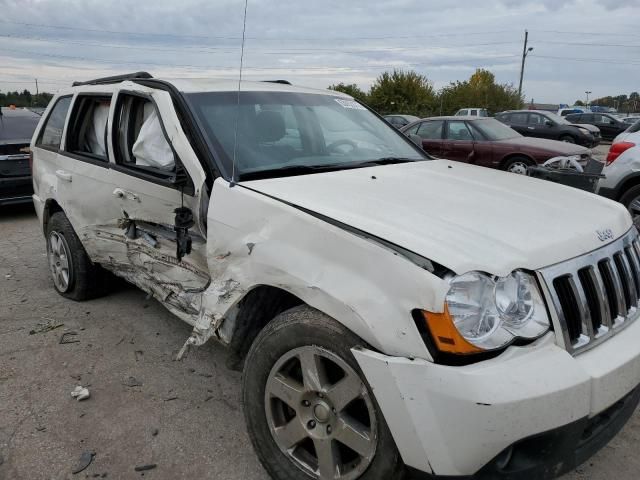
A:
134;464;157;472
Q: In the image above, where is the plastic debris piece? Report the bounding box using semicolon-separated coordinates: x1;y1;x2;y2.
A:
60;331;80;344
122;376;143;387
71;386;90;401
134;464;157;472
29;319;64;335
71;451;95;474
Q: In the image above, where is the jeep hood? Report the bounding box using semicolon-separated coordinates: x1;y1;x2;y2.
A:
245;160;632;276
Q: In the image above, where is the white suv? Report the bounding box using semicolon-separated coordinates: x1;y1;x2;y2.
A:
31;73;640;480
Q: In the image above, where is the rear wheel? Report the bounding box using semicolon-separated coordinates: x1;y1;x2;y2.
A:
503;156;533;175
46;212;109;300
559;135;576;144
620;185;640;223
242;306;403;480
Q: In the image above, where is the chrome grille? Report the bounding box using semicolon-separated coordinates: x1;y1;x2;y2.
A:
539;229;640;354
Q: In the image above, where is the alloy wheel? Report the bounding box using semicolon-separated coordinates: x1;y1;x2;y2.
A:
508;161;529;175
48;231;73;292
265;346;378;480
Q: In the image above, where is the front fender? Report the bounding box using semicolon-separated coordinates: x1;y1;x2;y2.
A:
200;178;449;360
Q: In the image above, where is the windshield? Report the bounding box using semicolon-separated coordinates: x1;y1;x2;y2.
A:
186;91;426;180
473;118;521;140
545;112;571;125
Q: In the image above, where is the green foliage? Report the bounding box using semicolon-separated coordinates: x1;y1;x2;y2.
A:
328;83;369;103
574;100;585;106
367;70;437;117
438;69;522;115
0;89;53;108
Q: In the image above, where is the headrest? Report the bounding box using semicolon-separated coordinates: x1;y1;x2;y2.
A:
254;110;285;143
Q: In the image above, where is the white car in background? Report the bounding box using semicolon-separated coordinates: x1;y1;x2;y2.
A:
454;107;488;117
622;116;640;125
598;120;640;215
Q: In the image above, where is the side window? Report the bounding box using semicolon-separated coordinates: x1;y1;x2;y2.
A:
511;113;528;124
417;121;443;140
446;121;474;141
403;123;420;135
582;114;594;122
36;96;72;149
65;95;112;161
470;110;478;116
113;94;176;179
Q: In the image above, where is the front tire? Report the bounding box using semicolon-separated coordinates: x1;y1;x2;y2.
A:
620;185;640;222
242;306;403;480
559;135;576;144
503;156;533;175
46;212;108;300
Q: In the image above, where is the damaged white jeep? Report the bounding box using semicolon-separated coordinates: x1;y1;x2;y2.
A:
32;72;640;480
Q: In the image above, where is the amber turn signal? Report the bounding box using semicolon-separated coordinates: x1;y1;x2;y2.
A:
420;308;484;355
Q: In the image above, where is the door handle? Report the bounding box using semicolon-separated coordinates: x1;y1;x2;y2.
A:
112;188;140;202
55;170;72;182
527;126;535;130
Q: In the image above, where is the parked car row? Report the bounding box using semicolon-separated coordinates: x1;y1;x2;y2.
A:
401;116;591;174
495;110;601;147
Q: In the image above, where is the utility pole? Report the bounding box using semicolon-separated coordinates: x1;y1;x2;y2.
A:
35;78;39;96
518;30;533;101
585;90;592;107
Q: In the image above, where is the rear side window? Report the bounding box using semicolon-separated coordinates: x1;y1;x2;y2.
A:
417;121;443;140
527;113;546;125
446;121;474;141
65;95;112;161
36;96;72;149
113;93;177;180
565;114;580;122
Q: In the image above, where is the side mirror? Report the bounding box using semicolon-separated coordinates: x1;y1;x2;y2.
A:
408;133;423;147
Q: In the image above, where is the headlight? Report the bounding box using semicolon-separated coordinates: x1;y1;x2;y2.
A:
421;271;550;354
578;128;591;136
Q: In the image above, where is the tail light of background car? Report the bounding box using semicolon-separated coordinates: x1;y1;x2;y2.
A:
607;142;636;165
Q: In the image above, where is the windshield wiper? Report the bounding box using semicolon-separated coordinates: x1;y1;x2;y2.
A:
238;157;419;181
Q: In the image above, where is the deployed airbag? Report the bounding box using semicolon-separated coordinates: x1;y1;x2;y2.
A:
85;103;109;157
132;106;175;170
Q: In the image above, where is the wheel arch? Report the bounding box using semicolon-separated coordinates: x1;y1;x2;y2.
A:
615;173;640;202
42;198;63;235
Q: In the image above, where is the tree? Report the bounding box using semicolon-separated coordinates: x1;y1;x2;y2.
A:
438;69;522;115
367;70;437;117
574;100;585;106
0;89;52;107
328;83;368;103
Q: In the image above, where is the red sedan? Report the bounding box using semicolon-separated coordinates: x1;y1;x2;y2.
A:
401;116;592;174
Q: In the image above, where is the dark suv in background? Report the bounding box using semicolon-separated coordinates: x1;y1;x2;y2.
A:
565;112;628;141
496;110;600;147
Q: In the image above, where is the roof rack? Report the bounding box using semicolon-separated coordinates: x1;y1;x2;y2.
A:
262;80;292;85
72;72;153;87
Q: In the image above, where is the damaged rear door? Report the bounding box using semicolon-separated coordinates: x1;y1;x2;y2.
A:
103;85;210;321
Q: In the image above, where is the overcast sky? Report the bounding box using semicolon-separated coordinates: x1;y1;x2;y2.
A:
1;0;638;104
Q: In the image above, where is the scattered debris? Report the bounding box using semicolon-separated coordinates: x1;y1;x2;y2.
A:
151;428;159;437
122;376;143;388
71;451;95;474
198;372;213;378
246;243;255;255
134;464;157;472
60;331;80;344
0;454;4;466
215;251;231;260
204;396;214;402
134;351;144;362
5;274;11;279
71;386;91;401
164;396;178;402
36;426;46;432
115;336;125;346
29;319;64;335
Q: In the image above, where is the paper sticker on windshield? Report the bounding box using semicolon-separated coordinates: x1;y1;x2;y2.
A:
334;98;366;110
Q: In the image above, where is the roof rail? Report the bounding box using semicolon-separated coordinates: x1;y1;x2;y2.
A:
262;80;292;85
72;72;153;87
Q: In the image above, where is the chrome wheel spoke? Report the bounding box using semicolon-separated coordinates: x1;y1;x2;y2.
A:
629;198;640;216
327;374;362;412
335;415;374;458
273;418;308;450
314;438;339;480
299;349;326;392
268;373;305;409
59;254;69;270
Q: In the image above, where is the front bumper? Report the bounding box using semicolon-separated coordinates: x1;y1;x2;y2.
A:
354;317;640;478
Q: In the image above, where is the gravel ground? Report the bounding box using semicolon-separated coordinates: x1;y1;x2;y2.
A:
1;188;638;480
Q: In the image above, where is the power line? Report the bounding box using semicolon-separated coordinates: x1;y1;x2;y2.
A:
0;19;519;42
533;54;640;66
